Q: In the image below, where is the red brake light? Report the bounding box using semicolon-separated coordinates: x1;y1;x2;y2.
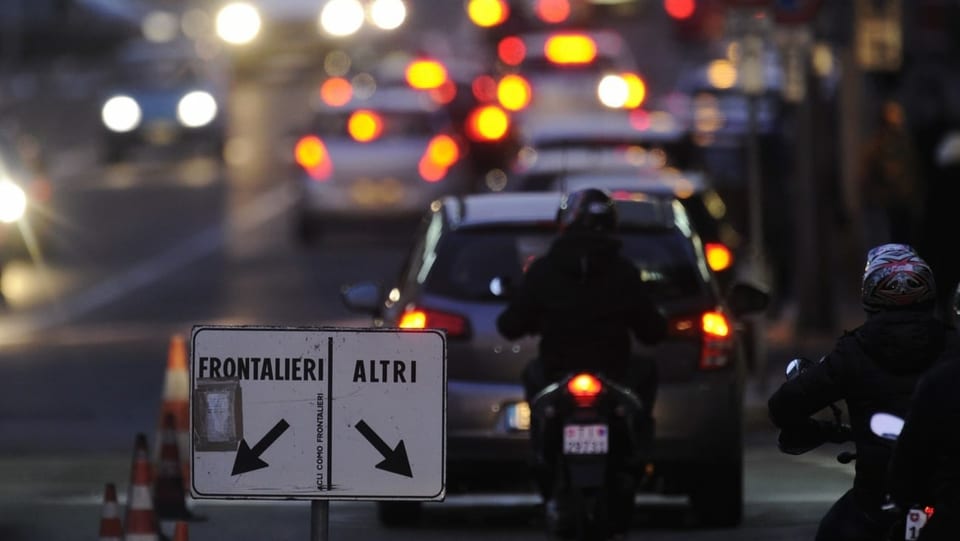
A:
347;110;383;142
419;134;460;182
544;34;597;65
664;0;696;20
667;311;734;370
498;36;526;66
567;373;603;407
398;307;469;337
406;59;448;90
294;135;332;181
320;77;352;107
497;74;532;111
466;105;510;142
701;311;733;370
535;0;570;23
925;507;935;518
705;242;733;272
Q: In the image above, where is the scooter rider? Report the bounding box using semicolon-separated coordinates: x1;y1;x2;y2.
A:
496;188;667;532
768;243;954;541
886;282;960;540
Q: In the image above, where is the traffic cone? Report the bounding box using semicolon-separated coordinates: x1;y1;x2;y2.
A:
126;433;160;541
156;334;190;486
154;413;194;521
99;482;124;541
172;521;188;541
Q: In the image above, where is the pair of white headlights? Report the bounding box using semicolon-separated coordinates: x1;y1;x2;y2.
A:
101;91;218;133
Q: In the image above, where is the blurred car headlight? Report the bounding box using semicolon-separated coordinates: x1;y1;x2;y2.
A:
177;91;218;128
0;179;27;224
320;0;364;37
369;0;407;30
101;95;142;133
216;2;262;45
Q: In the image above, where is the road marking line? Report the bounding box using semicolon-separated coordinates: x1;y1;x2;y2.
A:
0;183;298;347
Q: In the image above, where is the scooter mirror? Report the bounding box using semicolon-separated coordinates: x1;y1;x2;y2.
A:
869;412;905;441
785;357;813;380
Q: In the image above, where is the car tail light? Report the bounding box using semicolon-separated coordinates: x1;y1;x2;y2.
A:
704;242;733;272
467;0;509;28
535;0;570;23
294;135;332;181
498;36;526;66
472;75;498;102
544;33;597;65
398;306;469;338
406;59;448;90
320;77;353;107
497;74;531;111
668;311;734;370
429;79;457;105
567;373;603;407
348;110;383;142
419;134;460;182
466;105;510;142
701;311;733;370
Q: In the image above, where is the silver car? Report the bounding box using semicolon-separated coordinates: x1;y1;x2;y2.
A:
291;85;474;245
340;191;768;527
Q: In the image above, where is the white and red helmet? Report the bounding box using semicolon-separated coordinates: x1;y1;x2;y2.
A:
861;243;936;311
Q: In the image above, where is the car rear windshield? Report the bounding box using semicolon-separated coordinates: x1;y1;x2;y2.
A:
424;227;706;302
312;111;440;138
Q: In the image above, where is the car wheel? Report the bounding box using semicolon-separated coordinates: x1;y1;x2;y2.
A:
376;501;422;527
688;458;743;528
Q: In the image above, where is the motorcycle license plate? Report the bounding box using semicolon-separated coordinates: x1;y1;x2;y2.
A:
563;424;608;455
905;508;928;540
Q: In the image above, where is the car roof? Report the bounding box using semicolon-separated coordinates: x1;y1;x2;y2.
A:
542;169;709;197
442;191;678;230
518;110;688;147
312;85;443;115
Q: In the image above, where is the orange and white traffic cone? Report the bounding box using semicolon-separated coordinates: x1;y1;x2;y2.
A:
172;521;188;541
154;413;194;521
99;482;124;541
156;334;190;486
126;433;161;541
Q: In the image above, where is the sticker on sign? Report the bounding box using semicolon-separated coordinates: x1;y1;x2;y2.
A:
190;325;447;501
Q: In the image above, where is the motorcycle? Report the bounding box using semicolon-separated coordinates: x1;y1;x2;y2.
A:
529;370;650;541
776;358;934;540
870;412;935;541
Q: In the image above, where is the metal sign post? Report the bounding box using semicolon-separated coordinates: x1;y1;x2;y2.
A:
189;325;447;540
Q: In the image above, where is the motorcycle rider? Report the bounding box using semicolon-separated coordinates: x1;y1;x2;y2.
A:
886;282;960;540
496;188;667;534
768;243;954;541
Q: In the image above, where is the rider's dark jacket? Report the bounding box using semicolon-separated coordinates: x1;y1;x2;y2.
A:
496;230;666;383
768;308;955;504
888;354;960;539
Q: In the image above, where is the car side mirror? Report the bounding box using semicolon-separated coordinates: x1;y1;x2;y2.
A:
726;281;770;318
869;412;904;441
340;282;382;315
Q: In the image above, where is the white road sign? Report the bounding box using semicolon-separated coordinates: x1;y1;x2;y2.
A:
189;325;446;500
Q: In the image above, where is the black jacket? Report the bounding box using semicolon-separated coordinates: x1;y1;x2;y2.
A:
768;309;954;502
496;231;667;382
888;355;960;539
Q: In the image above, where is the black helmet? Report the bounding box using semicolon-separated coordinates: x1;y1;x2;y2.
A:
557;188;617;233
861;243;936;311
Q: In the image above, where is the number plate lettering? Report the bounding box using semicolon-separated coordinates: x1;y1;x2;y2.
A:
563;424;608;455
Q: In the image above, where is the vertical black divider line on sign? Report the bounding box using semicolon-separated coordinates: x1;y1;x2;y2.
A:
327;336;333;491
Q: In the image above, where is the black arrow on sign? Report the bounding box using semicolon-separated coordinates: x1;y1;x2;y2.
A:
231;419;290;476
355;420;413;478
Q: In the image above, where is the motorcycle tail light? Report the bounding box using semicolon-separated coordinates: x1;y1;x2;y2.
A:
398;306;469;338
294;135;333;181
925;507;935;518
700;311;733;370
567;373;603;407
